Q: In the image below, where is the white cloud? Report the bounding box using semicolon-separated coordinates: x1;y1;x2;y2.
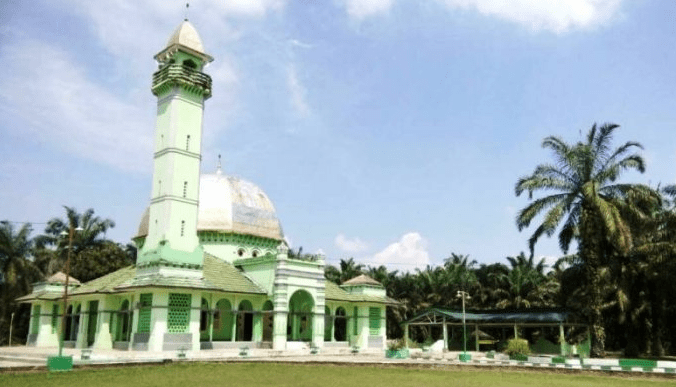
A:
286;63;311;117
335;233;369;253
437;0;623;34
372;232;430;272
0;38;152;174
341;0;394;21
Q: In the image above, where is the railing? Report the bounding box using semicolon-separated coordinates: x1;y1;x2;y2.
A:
152;64;212;96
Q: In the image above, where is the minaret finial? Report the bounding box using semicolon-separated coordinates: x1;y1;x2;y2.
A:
185;3;189;21
216;154;222;175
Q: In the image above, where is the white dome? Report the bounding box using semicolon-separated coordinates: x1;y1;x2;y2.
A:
136;173;283;241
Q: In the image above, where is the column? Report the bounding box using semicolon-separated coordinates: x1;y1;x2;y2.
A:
474;324;479;352
93;298;113;350
513;323;518;339
128;294;138;351
442;317;448;352
148;292;168;352
189;292;201;351
404;323;409;349
559;324;565;356
272;310;288;350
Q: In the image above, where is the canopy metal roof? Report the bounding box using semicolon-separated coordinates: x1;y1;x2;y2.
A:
405;307;585;327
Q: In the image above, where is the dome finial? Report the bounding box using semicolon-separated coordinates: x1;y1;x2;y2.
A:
216;154;222;175
184;3;189;21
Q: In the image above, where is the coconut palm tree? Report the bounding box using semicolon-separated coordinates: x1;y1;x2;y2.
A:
515;123;656;356
0;221;41;345
34;207;115;276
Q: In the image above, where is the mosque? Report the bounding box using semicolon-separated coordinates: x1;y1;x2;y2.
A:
19;20;394;353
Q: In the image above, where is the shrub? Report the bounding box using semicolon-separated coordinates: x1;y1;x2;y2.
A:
504;338;530;356
387;339;405;351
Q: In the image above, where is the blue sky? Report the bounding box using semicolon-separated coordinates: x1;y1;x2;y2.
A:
1;0;675;273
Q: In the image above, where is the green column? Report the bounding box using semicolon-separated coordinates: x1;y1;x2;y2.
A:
475;324;479;352
404;323;409;349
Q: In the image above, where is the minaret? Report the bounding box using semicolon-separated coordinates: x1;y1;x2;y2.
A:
137;20;213;268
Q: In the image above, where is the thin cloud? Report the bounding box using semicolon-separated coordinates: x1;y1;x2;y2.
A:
334;233;369;253
0;37;152;174
437;0;623;34
341;0;394;21
287;63;311;117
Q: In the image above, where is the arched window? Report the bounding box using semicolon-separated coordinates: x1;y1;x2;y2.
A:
180;220;185;236
186;135;190;151
183;181;188;198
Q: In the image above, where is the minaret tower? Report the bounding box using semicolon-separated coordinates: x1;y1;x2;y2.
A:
137;20;213;268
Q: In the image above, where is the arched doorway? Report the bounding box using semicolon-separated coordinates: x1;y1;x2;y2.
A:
213;299;233;341
237;300;253;341
324;306;332;341
288;290;314;342
262;300;274;342
116;300;131;342
64;305;74;341
200;298;210;341
334;307;347;342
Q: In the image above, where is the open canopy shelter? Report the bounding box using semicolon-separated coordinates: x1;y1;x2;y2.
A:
403;308;588;355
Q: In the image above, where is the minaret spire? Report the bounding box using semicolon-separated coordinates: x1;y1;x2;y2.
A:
184;3;189;21
216;154;223;175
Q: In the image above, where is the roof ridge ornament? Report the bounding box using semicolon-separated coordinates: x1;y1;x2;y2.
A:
184;3;189;22
216;154;222;175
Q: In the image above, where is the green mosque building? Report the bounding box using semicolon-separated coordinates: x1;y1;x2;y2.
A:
19;20;394;353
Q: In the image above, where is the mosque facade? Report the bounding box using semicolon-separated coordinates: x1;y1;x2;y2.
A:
19;21;394;353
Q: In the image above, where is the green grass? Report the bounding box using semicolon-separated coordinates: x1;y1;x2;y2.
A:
1;363;674;387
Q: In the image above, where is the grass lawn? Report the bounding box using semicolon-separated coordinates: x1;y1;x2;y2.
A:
1;363;675;387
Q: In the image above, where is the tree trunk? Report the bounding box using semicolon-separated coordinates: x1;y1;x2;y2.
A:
580;206;606;358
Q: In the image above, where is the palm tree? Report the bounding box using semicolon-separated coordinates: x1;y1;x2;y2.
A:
494;253;558;309
0;221;41;345
34;207;115;276
515;123;656;356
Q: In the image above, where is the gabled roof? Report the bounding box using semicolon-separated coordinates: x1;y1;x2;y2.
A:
325;281;398;305
342;274;382;287
46;272;81;285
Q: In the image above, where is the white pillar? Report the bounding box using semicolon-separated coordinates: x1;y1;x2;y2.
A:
442;317;448;351
93;298;113;350
148;292;168;352
272;310;288;350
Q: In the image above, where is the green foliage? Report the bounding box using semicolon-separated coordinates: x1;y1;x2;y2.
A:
504;338;531;356
387;339;405;351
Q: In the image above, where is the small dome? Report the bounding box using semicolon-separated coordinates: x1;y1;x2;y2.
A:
135;174;283;241
167;21;206;54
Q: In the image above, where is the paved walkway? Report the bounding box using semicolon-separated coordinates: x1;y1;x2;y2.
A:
1;346;674;377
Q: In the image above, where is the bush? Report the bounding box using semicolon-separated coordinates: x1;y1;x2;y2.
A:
504;338;531;356
387;339;405;351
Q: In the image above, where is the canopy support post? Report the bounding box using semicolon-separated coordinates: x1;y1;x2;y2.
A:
559;323;565;356
404;323;409;349
442;317;448;352
475;324;479;352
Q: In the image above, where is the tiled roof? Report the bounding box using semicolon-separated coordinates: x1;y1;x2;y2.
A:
342;274;382;287
202;253;265;294
324;282;397;305
70;265;136;295
15;291;62;302
46;272;81;285
19;253;266;300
